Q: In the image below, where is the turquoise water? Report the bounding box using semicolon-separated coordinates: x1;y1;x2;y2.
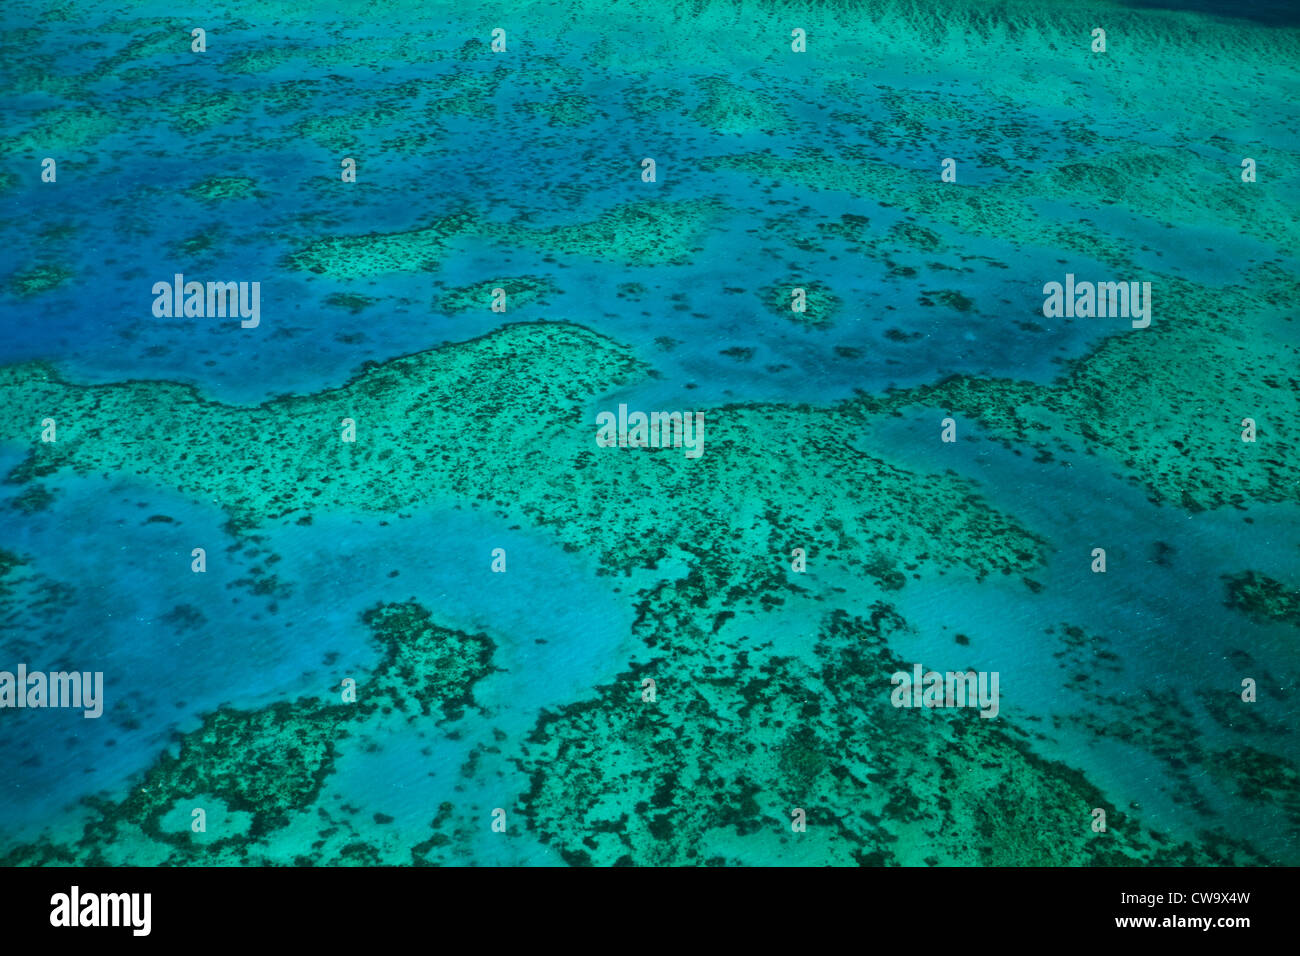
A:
1;0;1297;865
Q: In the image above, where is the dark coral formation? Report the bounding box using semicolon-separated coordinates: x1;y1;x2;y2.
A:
0;602;495;865
1223;570;1300;628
